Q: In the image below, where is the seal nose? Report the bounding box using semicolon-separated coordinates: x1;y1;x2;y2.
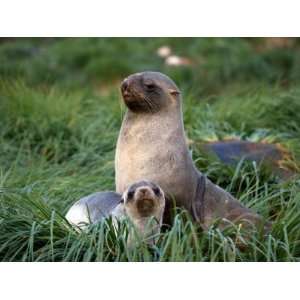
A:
139;188;147;195
137;187;151;198
121;79;129;92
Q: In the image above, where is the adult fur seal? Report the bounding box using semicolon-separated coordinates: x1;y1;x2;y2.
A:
65;180;165;243
115;71;269;232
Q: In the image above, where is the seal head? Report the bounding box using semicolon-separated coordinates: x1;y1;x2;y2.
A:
123;180;165;220
121;71;180;113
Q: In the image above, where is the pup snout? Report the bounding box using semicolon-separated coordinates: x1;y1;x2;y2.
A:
136;187;152;198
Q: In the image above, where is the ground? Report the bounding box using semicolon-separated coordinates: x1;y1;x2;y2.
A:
0;38;300;261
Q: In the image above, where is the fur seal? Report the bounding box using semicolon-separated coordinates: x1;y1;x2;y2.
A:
115;71;269;232
65;180;165;243
123;180;165;244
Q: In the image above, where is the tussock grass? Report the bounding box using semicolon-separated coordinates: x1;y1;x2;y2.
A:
0;38;300;261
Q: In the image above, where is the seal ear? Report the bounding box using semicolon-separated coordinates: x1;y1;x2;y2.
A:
169;89;180;96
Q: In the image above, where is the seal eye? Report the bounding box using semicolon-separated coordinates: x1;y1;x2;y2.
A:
152;187;161;196
127;190;134;199
144;82;156;91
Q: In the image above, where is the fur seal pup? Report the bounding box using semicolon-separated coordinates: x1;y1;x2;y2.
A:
123;180;165;245
115;71;269;232
65;181;165;243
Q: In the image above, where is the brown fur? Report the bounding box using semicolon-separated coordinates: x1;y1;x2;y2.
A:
123;180;165;245
115;71;270;233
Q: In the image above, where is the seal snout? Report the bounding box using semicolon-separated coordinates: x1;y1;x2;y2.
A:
121;78;134;103
136;197;156;216
121;78;129;92
136;186;153;199
121;78;131;99
135;186;157;216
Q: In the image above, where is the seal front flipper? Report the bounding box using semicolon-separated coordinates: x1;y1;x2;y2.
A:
200;178;271;234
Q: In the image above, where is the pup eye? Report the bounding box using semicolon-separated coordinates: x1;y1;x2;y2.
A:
153;187;161;196
127;191;134;199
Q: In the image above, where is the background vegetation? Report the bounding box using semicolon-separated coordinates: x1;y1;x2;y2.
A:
0;38;299;261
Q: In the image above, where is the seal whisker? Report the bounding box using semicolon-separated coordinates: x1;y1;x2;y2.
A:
144;95;158;113
140;94;154;113
143;96;154;113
